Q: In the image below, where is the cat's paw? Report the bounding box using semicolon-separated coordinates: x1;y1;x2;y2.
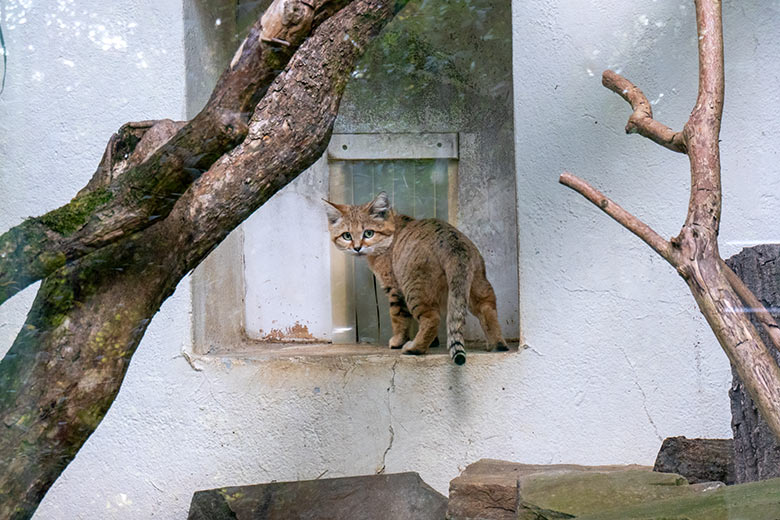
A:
486;340;509;352
495;340;509;352
388;334;407;349
401;340;428;355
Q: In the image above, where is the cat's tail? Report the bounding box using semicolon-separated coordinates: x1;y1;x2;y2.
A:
446;260;473;365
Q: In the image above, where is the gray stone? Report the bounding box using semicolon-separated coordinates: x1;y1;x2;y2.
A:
726;245;780;483
653;436;735;484
187;472;447;520
447;459;696;519
448;459;780;520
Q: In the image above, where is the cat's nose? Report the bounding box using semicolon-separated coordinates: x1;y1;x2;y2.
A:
353;246;362;252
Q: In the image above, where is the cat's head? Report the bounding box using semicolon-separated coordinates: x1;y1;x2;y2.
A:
323;192;395;257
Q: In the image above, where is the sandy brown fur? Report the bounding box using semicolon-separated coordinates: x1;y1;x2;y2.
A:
325;193;507;365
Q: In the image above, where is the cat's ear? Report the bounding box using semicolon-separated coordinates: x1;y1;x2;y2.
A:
322;199;346;225
368;192;391;220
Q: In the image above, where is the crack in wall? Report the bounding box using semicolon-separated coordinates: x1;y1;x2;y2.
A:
376;359;398;474
176;348;204;372
619;347;662;442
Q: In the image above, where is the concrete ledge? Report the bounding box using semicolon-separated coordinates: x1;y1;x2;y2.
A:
209;341;521;361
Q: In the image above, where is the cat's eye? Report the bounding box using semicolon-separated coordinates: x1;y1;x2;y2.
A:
341;232;352;241
363;230;375;239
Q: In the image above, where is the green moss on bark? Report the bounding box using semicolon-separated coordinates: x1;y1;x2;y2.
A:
36;273;75;329
37;251;66;273
37;189;113;236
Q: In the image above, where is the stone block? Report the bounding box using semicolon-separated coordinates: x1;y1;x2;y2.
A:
448;459;671;519
653;436;735;484
447;459;725;519
187;472;447;520
575;476;780;520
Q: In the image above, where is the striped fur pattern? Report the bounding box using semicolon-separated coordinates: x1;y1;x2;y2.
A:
324;192;508;365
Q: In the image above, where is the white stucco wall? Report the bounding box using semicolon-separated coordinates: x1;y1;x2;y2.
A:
1;1;779;519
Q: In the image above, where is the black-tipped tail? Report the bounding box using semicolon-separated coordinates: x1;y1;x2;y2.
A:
450;341;466;365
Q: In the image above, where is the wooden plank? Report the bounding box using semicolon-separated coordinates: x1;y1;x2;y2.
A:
372;161;395;345
351;161;380;343
328;133;458;160
392;161;415;217
328;161;356;343
432;158;449;222
412;160;434;219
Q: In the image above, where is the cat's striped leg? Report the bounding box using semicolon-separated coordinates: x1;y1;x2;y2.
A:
469;272;508;352
401;308;440;356
385;287;411;349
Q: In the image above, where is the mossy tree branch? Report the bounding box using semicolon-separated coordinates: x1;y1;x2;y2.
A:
0;0;350;308
0;0;395;518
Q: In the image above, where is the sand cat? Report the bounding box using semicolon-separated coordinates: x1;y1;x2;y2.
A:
324;192;508;365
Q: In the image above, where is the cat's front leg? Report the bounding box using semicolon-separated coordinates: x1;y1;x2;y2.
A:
384;287;412;349
367;255;410;349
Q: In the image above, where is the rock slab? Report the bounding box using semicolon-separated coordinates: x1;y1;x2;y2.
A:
187;472;447;520
726;245;780;483
653;436;735;484
447;459;700;519
575;476;780;520
449;459;780;520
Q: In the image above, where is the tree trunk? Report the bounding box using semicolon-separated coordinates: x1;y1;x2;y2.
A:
0;1;395;518
559;0;780;444
726;245;780;483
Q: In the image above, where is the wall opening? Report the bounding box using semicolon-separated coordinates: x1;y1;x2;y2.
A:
190;0;519;355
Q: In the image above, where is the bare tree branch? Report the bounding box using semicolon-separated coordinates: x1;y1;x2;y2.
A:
0;0;350;307
562;0;780;443
602;70;687;154
559;172;674;263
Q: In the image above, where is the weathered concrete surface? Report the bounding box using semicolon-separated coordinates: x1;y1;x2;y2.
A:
576;477;780;520
653;436;735;484
726;245;780;483
187;472;447;520
447;459;723;519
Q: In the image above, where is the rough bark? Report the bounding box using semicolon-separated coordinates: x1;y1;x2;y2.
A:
0;0;350;308
726;245;780;483
559;0;780;444
0;0;396;518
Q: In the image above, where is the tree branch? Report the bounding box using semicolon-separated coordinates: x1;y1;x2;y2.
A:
681;0;725;235
562;0;780;444
0;0;395;517
721;259;780;355
602;69;687;154
0;0;350;307
559;172;674;263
